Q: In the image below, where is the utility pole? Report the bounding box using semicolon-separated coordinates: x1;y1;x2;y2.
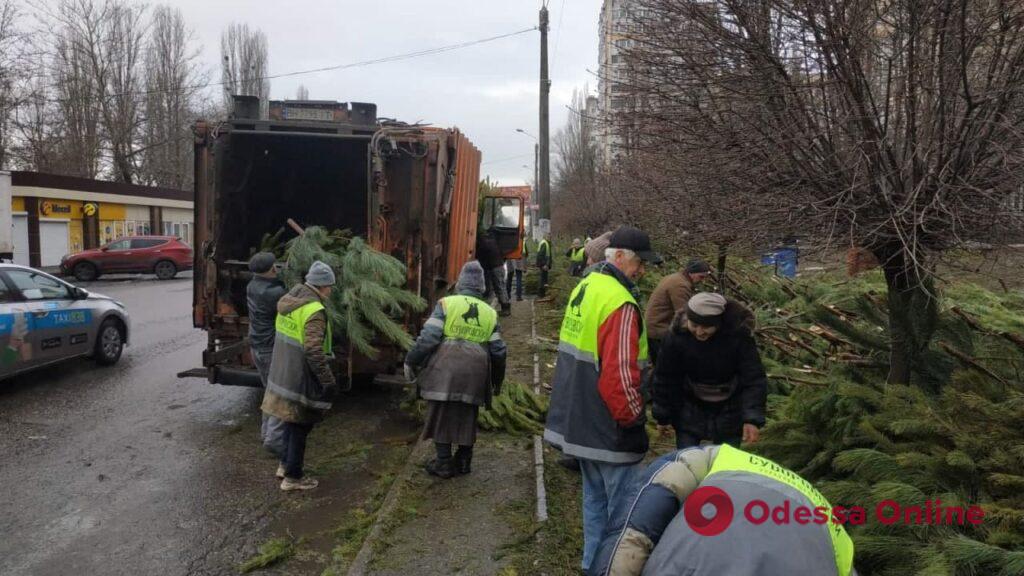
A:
538;4;551;226
534;142;539;239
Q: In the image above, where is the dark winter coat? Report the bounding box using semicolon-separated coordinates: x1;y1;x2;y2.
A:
247;275;287;352
651;301;767;439
475;233;504;271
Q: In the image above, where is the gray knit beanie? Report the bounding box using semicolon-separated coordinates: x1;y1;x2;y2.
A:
687;292;727;326
456;260;487;295
305;260;337;287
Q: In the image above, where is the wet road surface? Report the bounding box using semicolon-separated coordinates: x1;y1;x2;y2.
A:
0;278;268;576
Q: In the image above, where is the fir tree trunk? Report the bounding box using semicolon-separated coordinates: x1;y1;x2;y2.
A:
878;248;939;385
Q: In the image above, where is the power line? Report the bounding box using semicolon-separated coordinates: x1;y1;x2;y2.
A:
39;26;537;103
482;153;535;165
552;0;567;67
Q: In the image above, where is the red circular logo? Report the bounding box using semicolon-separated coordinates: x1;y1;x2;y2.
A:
684;486;734;536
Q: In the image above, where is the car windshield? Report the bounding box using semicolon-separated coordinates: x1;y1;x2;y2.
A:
6;270;72;300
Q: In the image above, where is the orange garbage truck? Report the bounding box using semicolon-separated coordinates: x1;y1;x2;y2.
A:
180;96;526;387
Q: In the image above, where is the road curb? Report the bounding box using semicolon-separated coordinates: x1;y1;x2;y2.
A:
531;298;549;523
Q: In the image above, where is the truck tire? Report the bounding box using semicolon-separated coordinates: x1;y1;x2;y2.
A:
154;260;177;280
74;262;98;282
94;319;124;366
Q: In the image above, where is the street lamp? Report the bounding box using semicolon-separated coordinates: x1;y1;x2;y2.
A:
515;129;539;240
516;128;538;141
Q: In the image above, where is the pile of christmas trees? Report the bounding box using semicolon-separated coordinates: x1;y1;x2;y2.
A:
728;262;1024;575
259;226;427;358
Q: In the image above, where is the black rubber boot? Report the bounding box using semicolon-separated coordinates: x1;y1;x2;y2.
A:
500;303;512;317
425;458;456;479
454;446;473;475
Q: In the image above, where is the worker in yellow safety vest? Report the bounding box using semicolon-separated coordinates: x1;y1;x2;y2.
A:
591;444;856;576
566;238;587;277
405;261;508;478
262;261;339;492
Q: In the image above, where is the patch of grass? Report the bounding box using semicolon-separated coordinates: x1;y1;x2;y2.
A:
322;444;411;573
496;447;584;575
304;439;373;476
238;536;295;573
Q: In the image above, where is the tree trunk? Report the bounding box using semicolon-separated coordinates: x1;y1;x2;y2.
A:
879;248;939;385
716;242;728;296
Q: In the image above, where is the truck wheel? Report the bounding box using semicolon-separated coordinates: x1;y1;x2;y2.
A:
154;260;177;280
95;319;124;366
74;262;98;282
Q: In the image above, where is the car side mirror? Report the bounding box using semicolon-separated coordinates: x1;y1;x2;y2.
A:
73;287;89;299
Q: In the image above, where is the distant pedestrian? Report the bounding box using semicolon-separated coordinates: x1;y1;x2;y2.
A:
544;226;663;572
405;261;507;478
476;229;511;316
536;234;552;300
248;252;288;457
566;238;586;277
505;241;529;302
262;261;339;491
652;292;766;450
644;259;710;365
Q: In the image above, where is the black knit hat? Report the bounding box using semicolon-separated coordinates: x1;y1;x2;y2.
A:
685;259;711;274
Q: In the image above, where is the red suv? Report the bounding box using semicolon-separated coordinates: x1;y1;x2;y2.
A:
61;236;194;281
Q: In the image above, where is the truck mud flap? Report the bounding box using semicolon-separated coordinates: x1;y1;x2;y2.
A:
177;366;263;388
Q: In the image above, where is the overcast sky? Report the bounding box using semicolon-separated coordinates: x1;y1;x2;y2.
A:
169;0;603;186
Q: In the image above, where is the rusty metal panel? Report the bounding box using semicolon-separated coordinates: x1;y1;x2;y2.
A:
192;122;211;329
446;129;480;286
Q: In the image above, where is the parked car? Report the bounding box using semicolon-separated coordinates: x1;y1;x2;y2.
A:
0;263;129;379
60;236;193;281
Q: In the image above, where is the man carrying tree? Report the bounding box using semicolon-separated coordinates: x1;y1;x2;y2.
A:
405;261;507;478
544;226;662;572
262;261;339;492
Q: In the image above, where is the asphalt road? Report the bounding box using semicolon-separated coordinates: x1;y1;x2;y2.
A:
0;277;269;576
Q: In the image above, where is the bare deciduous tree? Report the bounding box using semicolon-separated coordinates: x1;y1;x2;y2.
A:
605;0;1024;384
51;0;147;182
552;88;605;233
139;4;202;189
220;22;269;115
52;25;102;178
0;0;25;169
